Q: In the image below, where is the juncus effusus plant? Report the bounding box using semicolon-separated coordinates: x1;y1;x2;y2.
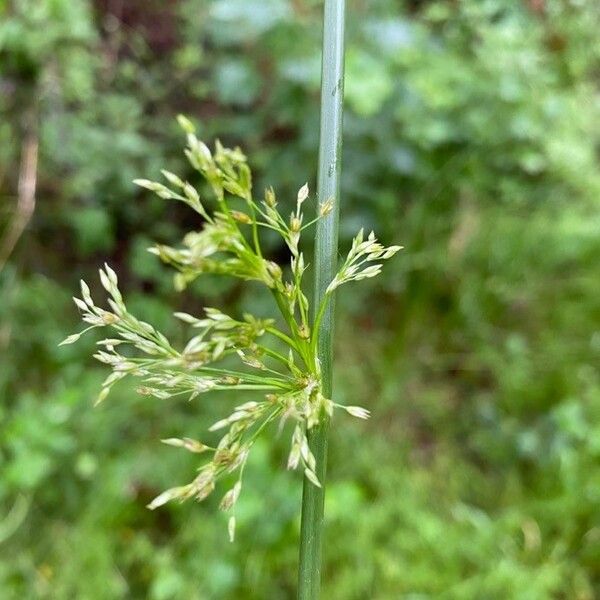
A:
62;116;401;541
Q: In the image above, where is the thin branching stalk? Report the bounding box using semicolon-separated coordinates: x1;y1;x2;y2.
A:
298;1;346;597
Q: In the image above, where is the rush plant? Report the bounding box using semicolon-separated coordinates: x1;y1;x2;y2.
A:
62;117;401;542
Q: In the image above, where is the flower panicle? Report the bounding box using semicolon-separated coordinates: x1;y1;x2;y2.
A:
62;116;402;539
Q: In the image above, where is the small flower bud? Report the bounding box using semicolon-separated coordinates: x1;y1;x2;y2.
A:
265;186;277;207
59;333;81;346
281;282;293;298
147;484;192;510
287;444;301;470
319;197;334;217
237;350;265;370
228;515;236;542
209;418;230;432
95;387;110;406
161;438;210;453
177;114;196;134
304;468;321;488
382;245;404;259
219;481;241;511
297;183;309;207
290;216;302;232
230;210;252;224
104;263;119;287
102;313;120;325
161;170;184;188
222;180;245;197
80;280;93;306
266;261;282;279
183;183;200;203
343;405;371;419
196;479;215;502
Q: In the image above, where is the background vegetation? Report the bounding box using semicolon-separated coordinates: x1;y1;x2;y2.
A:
1;0;600;598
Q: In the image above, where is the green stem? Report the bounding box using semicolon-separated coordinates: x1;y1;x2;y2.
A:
271;289;312;369
246;193;263;259
247;406;282;445
298;1;346;598
211;384;282;391
266;326;298;350
256;344;295;370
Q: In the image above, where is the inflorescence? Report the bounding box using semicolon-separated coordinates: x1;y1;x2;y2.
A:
62;115;402;540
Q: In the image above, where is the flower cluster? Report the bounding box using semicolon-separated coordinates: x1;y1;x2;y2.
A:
62;116;401;540
326;229;402;293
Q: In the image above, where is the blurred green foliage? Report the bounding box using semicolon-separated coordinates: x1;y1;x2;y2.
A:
1;0;600;597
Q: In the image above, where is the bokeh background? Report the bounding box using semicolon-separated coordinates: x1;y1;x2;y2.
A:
2;0;600;598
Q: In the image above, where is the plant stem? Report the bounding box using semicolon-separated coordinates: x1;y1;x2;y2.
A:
298;1;346;598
